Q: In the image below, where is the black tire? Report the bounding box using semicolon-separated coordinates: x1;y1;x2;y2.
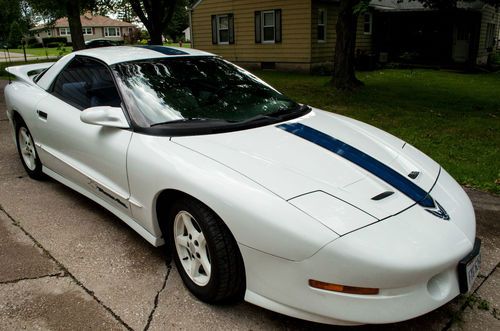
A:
15;119;44;180
168;197;245;303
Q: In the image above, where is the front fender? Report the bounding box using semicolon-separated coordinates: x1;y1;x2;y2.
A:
126;133;338;261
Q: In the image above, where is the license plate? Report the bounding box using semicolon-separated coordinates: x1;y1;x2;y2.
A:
458;238;481;294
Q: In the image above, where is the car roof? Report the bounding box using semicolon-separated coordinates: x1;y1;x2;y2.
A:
35;46;217;90
74;45;214;65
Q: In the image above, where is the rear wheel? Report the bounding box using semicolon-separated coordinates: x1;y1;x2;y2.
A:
16;121;43;179
169;198;245;303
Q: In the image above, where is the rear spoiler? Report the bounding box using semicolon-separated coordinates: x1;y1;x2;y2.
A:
5;62;54;86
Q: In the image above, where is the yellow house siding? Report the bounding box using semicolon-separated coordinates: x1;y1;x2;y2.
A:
477;4;499;64
311;1;338;64
191;0;312;65
310;1;373;66
356;12;373;52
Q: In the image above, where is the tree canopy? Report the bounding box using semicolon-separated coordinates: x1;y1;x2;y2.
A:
128;0;177;44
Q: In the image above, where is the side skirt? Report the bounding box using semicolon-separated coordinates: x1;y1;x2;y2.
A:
42;166;164;247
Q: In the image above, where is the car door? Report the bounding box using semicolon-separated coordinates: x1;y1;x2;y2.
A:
35;56;132;213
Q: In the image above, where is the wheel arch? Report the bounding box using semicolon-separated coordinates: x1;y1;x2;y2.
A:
154;187;247;295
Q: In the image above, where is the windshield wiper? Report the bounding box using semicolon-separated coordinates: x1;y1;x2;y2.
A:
151;118;225;127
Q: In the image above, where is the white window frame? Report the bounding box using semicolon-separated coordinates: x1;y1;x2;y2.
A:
363;13;373;35
59;27;70;36
318;8;326;42
485;23;496;49
261;10;275;43
82;27;93;35
105;27;121;37
216;14;229;44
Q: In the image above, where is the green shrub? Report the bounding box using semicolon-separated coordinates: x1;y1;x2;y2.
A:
42;37;67;46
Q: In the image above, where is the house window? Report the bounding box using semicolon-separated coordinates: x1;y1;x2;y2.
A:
254;9;282;44
59;28;70;36
217;15;229;43
485;23;496;49
105;27;120;37
318;8;326;42
83;27;93;35
363;13;372;35
211;14;234;44
47;30;51;36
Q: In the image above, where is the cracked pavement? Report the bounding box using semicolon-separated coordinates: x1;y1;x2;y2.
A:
0;79;499;330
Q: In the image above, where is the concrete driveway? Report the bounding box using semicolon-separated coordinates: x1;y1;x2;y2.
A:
0;80;498;330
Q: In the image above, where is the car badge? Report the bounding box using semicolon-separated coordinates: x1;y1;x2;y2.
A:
425;200;450;220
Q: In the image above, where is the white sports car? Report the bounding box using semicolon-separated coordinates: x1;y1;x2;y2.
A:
4;46;480;325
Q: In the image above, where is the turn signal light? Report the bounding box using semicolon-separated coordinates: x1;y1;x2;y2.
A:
308;279;379;295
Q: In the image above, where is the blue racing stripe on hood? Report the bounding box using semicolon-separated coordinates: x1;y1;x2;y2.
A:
277;122;436;208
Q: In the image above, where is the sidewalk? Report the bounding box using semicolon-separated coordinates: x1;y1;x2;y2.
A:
0;50;59;63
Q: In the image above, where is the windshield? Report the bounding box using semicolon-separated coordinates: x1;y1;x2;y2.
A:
112;57;300;127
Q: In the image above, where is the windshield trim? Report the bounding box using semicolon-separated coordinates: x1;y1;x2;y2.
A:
130;105;311;136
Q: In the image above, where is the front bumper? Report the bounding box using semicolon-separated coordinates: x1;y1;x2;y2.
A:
241;169;477;325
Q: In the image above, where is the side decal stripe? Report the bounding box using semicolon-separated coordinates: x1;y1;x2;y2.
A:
277;122;436;208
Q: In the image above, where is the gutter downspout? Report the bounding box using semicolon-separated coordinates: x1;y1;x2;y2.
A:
189;9;194;48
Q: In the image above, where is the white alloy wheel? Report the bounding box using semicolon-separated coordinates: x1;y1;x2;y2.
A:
173;211;211;286
18;127;37;171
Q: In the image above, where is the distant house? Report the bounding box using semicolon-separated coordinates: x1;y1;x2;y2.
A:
31;11;137;44
369;0;500;65
189;0;499;72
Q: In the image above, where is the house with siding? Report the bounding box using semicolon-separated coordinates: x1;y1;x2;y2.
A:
31;12;136;44
189;0;499;72
369;0;499;65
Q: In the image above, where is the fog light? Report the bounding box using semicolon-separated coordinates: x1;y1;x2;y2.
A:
309;279;379;295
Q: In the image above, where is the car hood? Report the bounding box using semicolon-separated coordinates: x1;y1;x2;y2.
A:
172;109;440;221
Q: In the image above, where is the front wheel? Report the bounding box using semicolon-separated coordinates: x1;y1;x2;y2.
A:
16;121;44;179
169;198;245;303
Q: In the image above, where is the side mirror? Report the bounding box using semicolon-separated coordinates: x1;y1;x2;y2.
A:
80;106;129;129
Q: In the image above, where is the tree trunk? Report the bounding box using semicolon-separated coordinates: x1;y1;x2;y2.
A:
67;0;85;51
331;0;363;90
149;26;163;45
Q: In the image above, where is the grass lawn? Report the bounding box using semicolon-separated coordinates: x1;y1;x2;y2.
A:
254;69;500;194
163;42;191;48
8;47;73;57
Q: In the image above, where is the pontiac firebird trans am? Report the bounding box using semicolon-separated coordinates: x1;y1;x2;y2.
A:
4;46;481;325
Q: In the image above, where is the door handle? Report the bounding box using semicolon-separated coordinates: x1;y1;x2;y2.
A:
37;110;48;120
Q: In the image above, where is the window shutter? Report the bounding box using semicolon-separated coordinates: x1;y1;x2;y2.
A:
255;11;261;43
275;9;282;43
211;15;217;44
228;13;235;44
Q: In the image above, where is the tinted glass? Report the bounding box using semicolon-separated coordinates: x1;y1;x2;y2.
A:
263;12;274;26
263;27;274;41
219;16;228;29
52;57;121;109
113;57;298;127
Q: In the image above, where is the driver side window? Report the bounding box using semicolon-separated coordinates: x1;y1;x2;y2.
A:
52;57;121;110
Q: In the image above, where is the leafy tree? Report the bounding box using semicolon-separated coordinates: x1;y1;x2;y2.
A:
128;0;177;44
164;0;189;42
0;0;22;46
332;0;500;90
8;21;24;48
